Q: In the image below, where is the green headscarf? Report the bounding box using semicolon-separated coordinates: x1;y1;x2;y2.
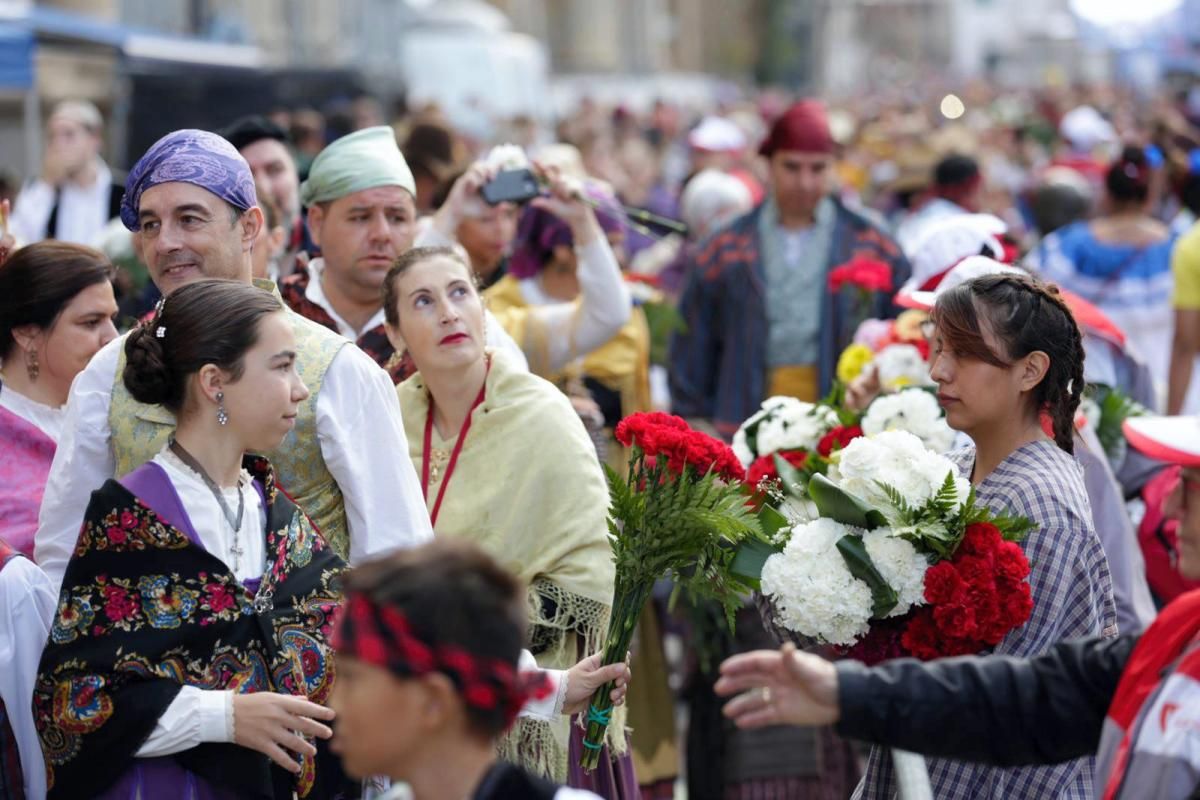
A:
299;126;416;206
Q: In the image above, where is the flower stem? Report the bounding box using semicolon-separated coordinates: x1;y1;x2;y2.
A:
578;577;654;770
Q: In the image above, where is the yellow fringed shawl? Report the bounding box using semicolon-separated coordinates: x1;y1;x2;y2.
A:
396;350;622;779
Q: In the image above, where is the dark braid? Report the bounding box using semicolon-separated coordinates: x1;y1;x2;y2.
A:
934;272;1085;454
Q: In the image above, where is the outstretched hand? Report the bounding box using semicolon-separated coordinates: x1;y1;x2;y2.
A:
714;642;841;729
562;650;632;716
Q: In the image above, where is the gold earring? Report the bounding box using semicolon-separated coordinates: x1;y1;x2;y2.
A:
25;349;39;381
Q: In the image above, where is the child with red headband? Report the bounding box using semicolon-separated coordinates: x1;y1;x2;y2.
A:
330;539;624;799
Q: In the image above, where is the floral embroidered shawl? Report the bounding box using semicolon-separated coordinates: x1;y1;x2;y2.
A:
34;456;348;799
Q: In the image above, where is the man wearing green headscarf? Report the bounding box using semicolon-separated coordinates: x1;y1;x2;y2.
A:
280;126;525;383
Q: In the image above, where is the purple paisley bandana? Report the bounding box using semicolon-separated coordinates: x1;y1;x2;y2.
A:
120;129;257;231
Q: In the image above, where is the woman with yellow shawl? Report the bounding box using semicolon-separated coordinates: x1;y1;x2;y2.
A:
382;238;637;796
480;166;675;798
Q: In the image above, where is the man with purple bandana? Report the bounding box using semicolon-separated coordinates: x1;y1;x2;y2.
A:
35;129;434;591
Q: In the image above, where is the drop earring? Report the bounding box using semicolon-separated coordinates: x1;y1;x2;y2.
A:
216;391;229;426
25;349;39;381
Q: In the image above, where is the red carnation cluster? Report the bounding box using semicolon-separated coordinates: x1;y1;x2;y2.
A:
616;412;745;482
828;256;894;294
901;523;1033;660
817;425;863;458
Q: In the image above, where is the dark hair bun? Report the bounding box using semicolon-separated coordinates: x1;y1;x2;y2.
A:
1106;145;1151;203
122;324;175;407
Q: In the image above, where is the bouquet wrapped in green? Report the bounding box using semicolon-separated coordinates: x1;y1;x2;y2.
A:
579;412;761;770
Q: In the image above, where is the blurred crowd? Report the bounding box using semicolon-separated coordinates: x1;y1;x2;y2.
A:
6;76;1200;800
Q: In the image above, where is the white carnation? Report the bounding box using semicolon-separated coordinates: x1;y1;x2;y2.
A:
754;400;839;456
862;389;956;454
874;344;933;391
862;529;929;617
833;430;970;518
734;396;838;463
761;519;873;646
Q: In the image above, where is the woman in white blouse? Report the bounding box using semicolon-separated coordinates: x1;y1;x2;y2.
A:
0;241;118;557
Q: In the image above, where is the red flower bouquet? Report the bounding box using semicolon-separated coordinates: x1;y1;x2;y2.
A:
582;413;760;769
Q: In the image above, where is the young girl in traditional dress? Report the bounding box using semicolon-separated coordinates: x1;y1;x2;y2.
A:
850;272;1119;799
35;279;347;799
0;242;118;557
330;538;604;800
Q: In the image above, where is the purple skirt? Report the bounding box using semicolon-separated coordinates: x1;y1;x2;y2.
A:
566;724;640;800
95;758;239;800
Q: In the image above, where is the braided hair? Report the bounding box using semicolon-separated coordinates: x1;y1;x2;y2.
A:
932;272;1085;454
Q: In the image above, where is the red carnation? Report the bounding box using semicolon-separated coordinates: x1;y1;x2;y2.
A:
961;523;1002;556
817;425;863;457
828;256;895;294
923;562;966;605
994;541;1031;584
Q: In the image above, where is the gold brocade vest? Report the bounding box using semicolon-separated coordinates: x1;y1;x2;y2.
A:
109;300;351;558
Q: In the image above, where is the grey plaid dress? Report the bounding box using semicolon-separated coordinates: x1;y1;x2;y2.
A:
853;439;1119;800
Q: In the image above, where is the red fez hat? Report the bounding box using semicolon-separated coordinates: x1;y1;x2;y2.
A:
759;100;835;157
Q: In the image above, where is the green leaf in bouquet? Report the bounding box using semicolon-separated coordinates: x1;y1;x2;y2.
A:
772;452;808;499
835;533;899;617
951;486;1037;544
892;521;957;559
1087;383;1147;463
730;536;781;582
759;504;790;540
808;473;888;530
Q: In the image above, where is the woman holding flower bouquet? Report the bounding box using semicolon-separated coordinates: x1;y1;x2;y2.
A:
717;412;1200;800
836;272;1118;798
383;245;638;796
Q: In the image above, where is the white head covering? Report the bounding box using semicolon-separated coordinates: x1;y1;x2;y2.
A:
680;169;753;238
688;117;747;153
902;214;1008;295
1059;105;1117;154
902;255;1025;310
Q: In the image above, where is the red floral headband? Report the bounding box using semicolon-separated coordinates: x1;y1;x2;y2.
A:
333;592;551;728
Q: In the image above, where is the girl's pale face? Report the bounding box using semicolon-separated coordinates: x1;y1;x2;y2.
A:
218;312;309;452
928;320;1028;436
390;256;486;374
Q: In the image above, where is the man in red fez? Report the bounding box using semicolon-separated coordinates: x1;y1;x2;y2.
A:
669;99;910;438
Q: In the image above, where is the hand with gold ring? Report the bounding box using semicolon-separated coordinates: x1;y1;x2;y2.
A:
714;642;840;729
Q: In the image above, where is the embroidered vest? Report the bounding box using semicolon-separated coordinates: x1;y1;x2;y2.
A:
279;269;415;384
108;305;352;559
0;542;25;800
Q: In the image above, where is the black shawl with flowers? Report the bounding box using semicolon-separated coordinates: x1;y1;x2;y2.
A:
34;456;349;800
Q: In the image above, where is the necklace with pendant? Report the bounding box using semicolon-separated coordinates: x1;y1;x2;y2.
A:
169;437;246;574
